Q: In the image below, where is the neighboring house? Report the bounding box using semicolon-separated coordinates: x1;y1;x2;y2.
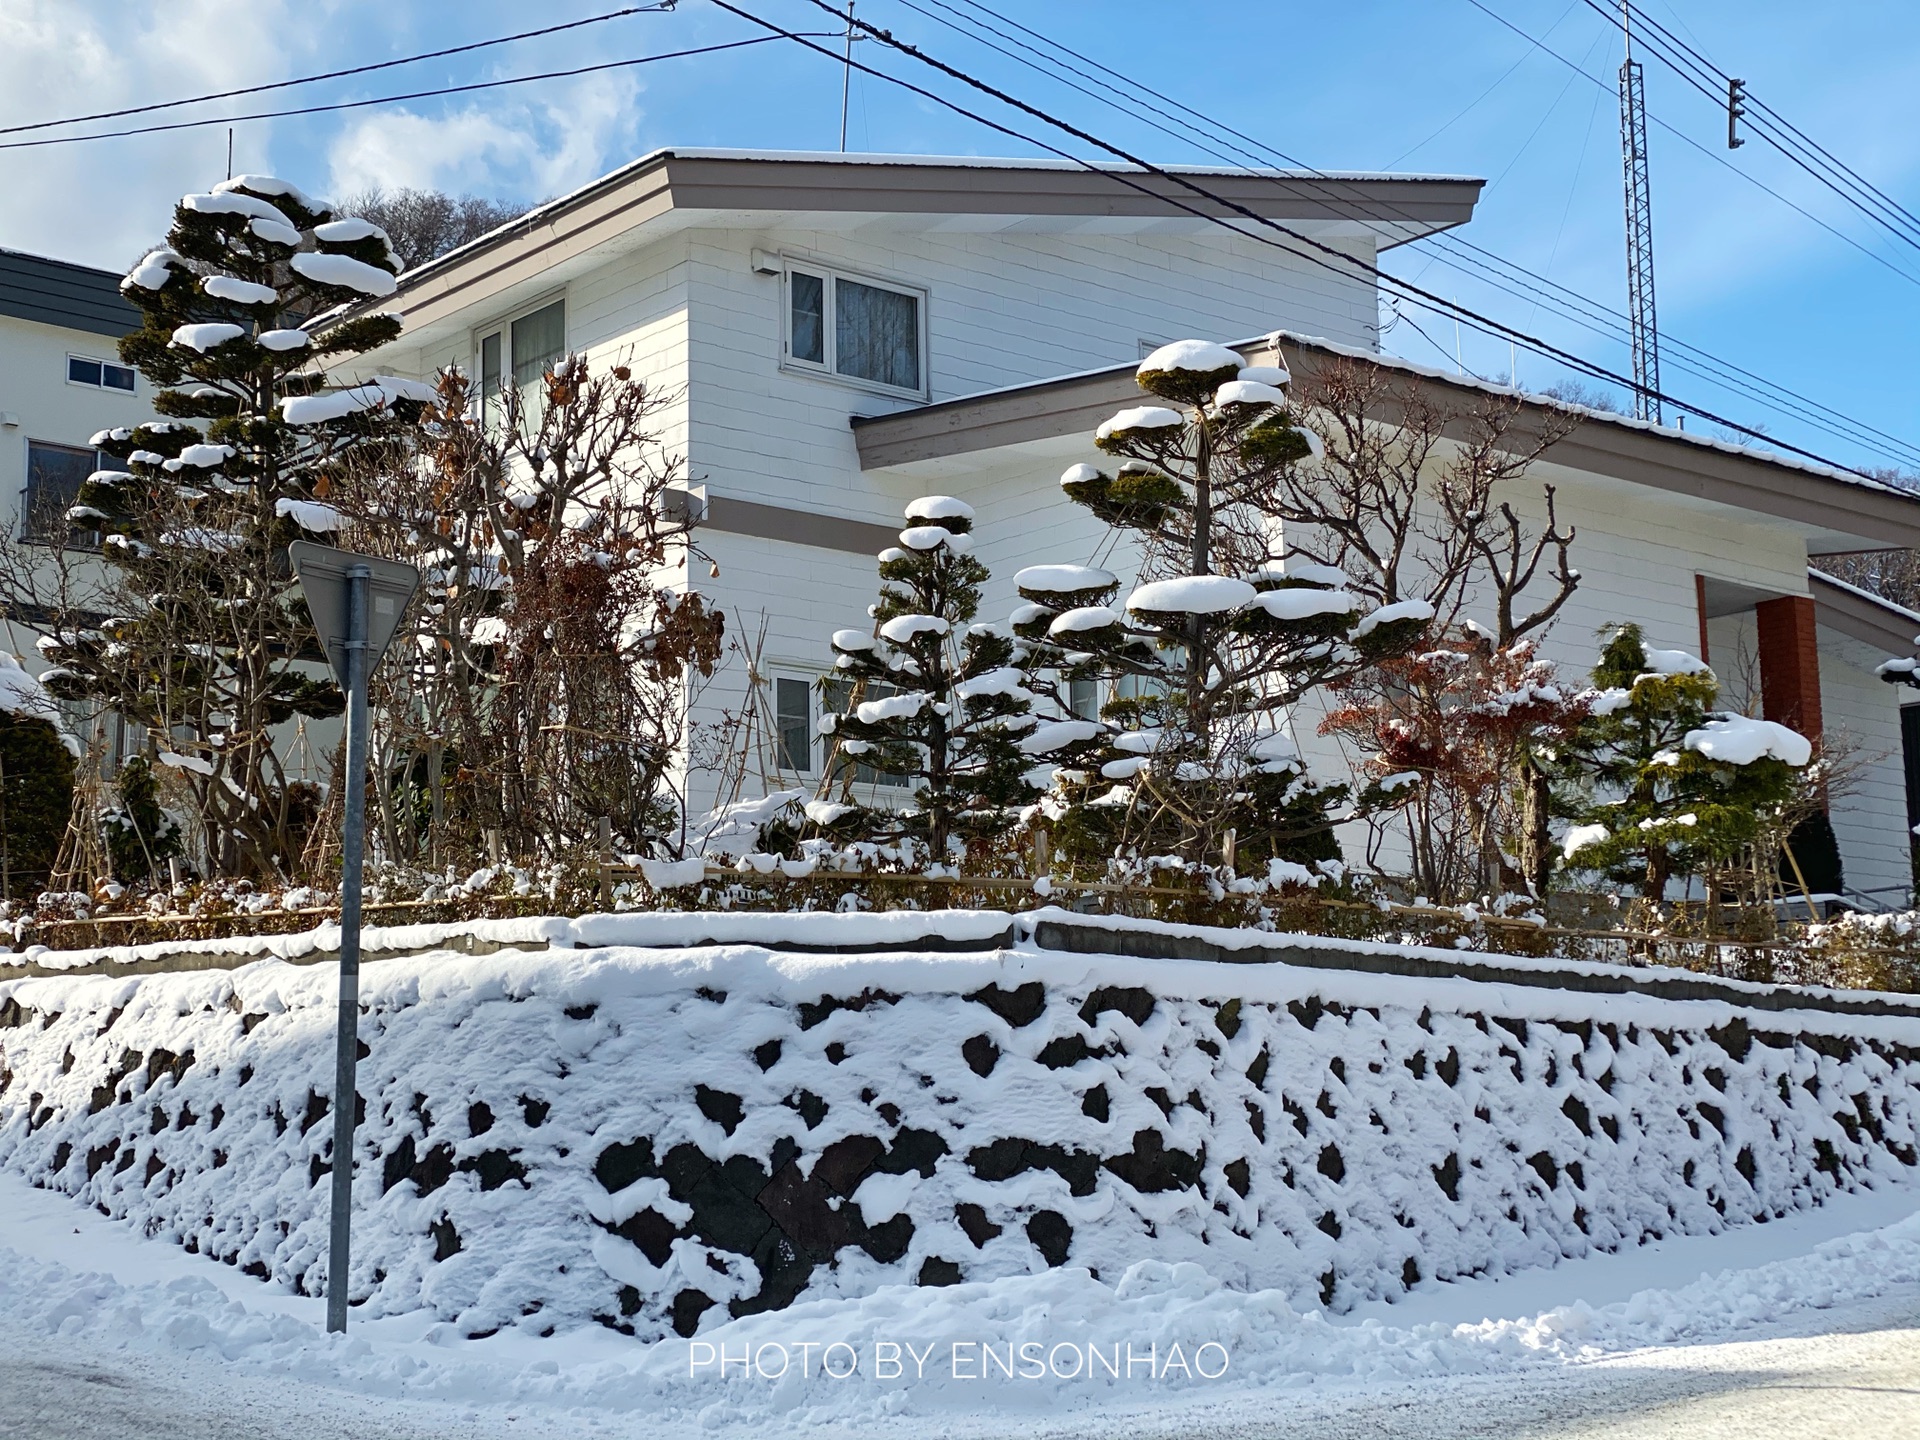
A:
335;148;1917;906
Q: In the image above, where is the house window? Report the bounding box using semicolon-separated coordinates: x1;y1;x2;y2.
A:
822;679;909;787
22;441;106;548
67;355;136;392
776;677;813;773
1069;678;1101;721
783;262;926;397
476;297;566;429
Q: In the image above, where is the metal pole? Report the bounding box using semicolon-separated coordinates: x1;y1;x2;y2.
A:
326;564;371;1335
839;3;855;153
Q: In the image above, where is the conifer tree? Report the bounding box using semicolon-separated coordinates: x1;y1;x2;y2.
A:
1562;623;1812;899
821;497;1039;857
37;176;427;877
1015;341;1432;867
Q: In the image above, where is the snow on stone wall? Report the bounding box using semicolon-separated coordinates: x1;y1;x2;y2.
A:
1;935;1916;1344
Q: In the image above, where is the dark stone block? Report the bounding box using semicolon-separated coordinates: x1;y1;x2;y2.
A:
1405;1051;1428;1079
1565;1160;1585;1189
383;1134;416;1194
1081;1084;1110;1122
955;1202;1002;1248
1224;1157;1251;1197
756;1161;849;1259
301;1090;328;1135
1402;1256;1421;1289
863;1214;915;1263
1247;1047;1270;1089
460;1149;528;1192
1317;1143;1345;1183
431;1216;462;1260
1709;1017;1751;1062
51;1140;71;1173
662;1143;713;1199
468;1101;494;1136
412;1142;456;1195
1599;1114;1621;1142
1245;1100;1264;1141
1698;1102;1726;1140
965;982;1046;1028
1317;1210;1341;1239
1036;1034;1100;1069
1493;1016;1528;1045
1079;986;1154;1028
962;1034;999;1077
671;1289;714;1337
876;1128;949;1178
685;1165;774;1254
613;1208;678;1267
308;1154;328;1188
1026;1210;1072;1267
618;1284;643;1317
753;1039;783;1071
1437;1048;1461;1087
815;1134;885;1195
967;1136;1030;1182
918;1256;963;1287
696;1085;744;1136
1527;1151;1559;1190
520;1095;550;1127
1562;1095;1592;1137
825;1042;848;1065
799;989;900;1030
787;1090;829;1129
1214;998;1242;1038
1288;996;1324;1030
770;1135;800;1175
596;1138;657;1193
1433;1152;1460;1202
564;1003;598;1020
1104;1130;1202;1194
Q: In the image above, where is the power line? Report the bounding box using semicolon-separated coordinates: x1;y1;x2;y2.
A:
717;0;1880;480
0;37;807;151
883;0;1920;469
1576;0;1920;252
0;6;673;138
1459;0;1920;290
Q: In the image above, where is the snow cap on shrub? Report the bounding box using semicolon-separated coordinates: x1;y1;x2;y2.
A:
903;495;974;534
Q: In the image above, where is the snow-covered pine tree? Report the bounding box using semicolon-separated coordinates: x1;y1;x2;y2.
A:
37;176;427;878
1014;340;1432;868
821;497;1039;859
1561;623;1812;900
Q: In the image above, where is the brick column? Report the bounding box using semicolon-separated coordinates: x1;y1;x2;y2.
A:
1755;595;1823;742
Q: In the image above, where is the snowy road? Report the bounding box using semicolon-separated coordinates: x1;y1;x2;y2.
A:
0;1169;1917;1439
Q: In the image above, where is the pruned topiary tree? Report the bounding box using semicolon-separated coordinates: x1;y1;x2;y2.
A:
820;497;1040;859
36;175;428;877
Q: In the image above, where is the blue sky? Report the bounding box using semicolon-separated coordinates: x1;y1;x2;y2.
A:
3;0;1915;475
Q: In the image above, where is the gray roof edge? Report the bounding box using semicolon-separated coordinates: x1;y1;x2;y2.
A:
0;247;139;339
382;148;1485;297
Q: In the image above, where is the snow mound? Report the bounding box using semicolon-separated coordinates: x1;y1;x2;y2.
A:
275;498;347;533
200;275;276;305
877;614;948;644
1353;598;1436;638
170;323;246;352
1127;575;1256;616
1019;719;1105;755
1015;564;1117;594
1138;339;1242;376
258;329;310;352
1640;647;1711;677
1252;588;1359;620
903;495;973;523
1684;714;1812;767
1096;406;1184;441
1213;380;1288;408
290;251;397;297
1059;462;1102;487
1048;605;1123;636
182;191;295;228
214;174;323;212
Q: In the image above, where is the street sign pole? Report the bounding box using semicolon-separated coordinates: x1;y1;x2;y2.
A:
326;564;370;1336
288;541;418;1338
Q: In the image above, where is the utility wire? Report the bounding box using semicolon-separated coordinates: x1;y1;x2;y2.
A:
1460;0;1920;289
718;0;1880;480
0;6;674;138
0;37;806;151
1576;0;1920;252
898;0;1920;469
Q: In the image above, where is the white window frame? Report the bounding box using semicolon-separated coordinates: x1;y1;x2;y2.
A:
770;671;817;777
779;256;929;401
472;291;568;425
66;353;137;394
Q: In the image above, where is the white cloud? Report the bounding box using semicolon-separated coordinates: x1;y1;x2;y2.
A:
325;72;643;206
0;0;304;269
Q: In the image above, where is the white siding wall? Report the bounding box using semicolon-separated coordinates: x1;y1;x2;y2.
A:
1820;629;1914;906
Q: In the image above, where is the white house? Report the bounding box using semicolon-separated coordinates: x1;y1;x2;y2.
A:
338;148;1917;906
0;249;154;729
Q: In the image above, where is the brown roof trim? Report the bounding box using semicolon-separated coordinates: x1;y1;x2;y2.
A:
1810;570;1920;657
367;150;1482;333
851;333;1920;553
706;496;897;555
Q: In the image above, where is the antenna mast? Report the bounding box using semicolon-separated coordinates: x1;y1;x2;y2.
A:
1618;1;1662;423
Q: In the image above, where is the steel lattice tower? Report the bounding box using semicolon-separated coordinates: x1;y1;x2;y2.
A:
1618;6;1662;423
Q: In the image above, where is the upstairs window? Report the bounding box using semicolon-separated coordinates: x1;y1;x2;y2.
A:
783;262;926;397
477;297;566;431
776;677;813;773
68;355;136;392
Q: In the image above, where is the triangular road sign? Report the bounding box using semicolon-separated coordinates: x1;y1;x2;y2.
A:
289;541;421;689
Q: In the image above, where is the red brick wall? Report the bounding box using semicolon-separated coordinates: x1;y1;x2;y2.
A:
1755;595;1823;743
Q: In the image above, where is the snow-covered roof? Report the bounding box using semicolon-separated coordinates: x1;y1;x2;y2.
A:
853;331;1920;554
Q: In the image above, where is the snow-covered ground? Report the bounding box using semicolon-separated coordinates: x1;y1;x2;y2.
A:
2;1167;1916;1438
